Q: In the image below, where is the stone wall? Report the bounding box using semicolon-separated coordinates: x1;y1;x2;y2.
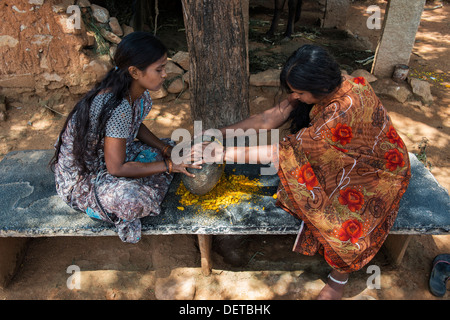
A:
0;0;132;109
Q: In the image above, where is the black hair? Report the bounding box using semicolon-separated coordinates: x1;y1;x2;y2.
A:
280;44;343;133
50;32;167;175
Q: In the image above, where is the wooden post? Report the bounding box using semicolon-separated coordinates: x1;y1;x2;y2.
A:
383;234;413;266
197;234;213;276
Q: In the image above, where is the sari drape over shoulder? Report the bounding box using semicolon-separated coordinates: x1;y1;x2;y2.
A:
273;77;411;273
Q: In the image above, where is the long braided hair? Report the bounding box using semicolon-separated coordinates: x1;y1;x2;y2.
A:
50;32;167;175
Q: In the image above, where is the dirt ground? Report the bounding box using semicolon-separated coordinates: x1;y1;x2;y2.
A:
0;0;449;300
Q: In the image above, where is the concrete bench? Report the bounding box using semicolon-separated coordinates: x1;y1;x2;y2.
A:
0;149;449;287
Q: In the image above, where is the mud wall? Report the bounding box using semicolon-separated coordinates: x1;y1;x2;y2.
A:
0;0;127;106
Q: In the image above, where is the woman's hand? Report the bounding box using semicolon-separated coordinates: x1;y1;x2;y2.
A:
169;143;204;177
187;140;224;165
171;161;202;178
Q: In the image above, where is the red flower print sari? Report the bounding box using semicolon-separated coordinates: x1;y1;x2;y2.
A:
273;77;411;273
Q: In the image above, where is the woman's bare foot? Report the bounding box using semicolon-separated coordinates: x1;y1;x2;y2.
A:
316;270;349;300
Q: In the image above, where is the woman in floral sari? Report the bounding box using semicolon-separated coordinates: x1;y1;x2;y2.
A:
211;45;410;299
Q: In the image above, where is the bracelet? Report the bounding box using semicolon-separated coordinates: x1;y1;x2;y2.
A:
328;273;348;285
162;144;170;156
168;159;173;174
213;137;223;146
163;159;169;173
213;137;225;162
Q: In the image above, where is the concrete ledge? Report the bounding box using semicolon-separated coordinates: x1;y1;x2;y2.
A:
0;150;449;238
392;154;450;234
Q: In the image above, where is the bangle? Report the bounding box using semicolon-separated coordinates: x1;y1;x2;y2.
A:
328;273;348;285
162;145;170;156
214;137;226;162
163;159;169;173
168;159;173;174
213;137;223;146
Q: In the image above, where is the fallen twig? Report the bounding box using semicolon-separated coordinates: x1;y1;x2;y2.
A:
42;104;67;117
424;4;443;11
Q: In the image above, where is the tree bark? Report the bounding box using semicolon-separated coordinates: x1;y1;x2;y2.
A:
181;0;250;129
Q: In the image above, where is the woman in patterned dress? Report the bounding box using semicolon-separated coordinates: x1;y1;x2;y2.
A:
50;32;200;244
207;45;410;299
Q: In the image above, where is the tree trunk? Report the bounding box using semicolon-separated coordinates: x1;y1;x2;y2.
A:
181;0;250;129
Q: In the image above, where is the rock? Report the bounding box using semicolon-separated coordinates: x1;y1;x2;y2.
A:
108;17;123;36
250;69;280;87
83;58;111;82
182;71;190;85
109;44;117;58
372;78;412;103
56;14;83;34
171;51;189;71
165;60;184;80
100;28;121;44
167;78;186;94
76;0;91;8
388;85;412;103
148;87;168;100
85;31;96;47
31;35;53;46
407;100;423;109
179;90;190;100
0;35;19;48
350;69;377;83
121;24;134;37
46;82;65;90
29;0;45;5
90;4;110;24
408;77;433;105
51;4;66;13
42;73;62;82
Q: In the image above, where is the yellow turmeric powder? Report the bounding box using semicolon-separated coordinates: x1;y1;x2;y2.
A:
176;174;262;212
